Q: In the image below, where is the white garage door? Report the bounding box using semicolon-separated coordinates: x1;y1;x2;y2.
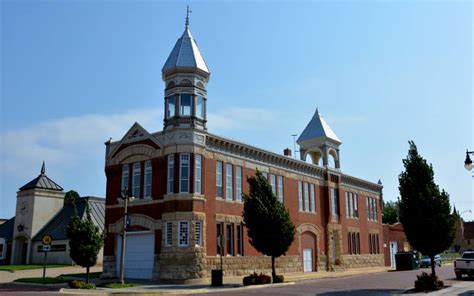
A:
116;231;155;279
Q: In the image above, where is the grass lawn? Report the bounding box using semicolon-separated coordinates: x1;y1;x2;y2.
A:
99;282;143;289
0;265;69;271
60;271;102;279
14;277;69;284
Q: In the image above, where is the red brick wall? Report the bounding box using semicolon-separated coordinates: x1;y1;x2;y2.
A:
383;223;410;266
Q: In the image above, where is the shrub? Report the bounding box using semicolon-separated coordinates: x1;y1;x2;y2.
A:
414;272;444;292
68;280;96;289
243;272;272;286
273;275;284;283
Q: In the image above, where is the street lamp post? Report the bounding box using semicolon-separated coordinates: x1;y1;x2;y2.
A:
119;187;134;285
464;150;473;171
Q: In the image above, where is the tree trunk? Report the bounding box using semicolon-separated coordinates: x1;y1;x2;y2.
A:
86;266;90;284
271;256;276;283
430;255;436;277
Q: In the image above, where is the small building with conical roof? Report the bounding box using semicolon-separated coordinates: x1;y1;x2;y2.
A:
103;8;384;282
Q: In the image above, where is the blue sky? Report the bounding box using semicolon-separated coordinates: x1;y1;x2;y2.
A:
1;1;472;220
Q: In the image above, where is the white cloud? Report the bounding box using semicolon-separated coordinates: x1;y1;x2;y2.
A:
0;108;162;179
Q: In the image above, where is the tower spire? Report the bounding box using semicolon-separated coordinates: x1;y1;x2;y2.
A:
41;160;45;174
185;5;192;29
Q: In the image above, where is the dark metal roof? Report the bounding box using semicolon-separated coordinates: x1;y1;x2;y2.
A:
19;162;63;192
32;196;105;241
0;217;15;241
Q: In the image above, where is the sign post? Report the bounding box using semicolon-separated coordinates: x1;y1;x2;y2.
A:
42;235;52;283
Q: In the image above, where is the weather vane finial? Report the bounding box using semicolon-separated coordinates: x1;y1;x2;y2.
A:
185;5;192;29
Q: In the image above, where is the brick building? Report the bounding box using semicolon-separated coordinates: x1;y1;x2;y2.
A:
102;14;384;281
383;223;412;268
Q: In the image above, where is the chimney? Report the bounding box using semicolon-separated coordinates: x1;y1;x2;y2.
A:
284;148;292;157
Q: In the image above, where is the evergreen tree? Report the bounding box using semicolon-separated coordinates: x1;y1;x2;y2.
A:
398;141;456;276
382;201;399;224
242;170;295;283
66;198;104;283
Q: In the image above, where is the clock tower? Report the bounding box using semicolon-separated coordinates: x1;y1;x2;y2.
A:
11;162;64;264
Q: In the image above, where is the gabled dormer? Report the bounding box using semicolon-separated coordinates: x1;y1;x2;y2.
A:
297;108;342;169
162;7;210;131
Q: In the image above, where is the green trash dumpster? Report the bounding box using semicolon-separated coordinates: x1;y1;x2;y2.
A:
395;251;420;271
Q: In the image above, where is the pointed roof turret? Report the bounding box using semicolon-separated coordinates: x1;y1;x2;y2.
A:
19;161;63;192
162;6;210;77
297;108;341;145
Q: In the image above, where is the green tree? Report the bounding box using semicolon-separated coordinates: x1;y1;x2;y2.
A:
398;141;456;277
242;170;295;283
66;197;104;283
64;190;80;203
382;201;399;224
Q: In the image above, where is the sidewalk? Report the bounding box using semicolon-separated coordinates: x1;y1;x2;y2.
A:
60;266;391;295
0;265;102;284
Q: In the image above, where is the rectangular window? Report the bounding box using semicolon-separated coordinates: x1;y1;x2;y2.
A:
216;223;223;255
195;221;202;247
121;164;129;191
349;192;354;217
226;224;233;256
369;234;373;254
357;233;361;254
304;182;310;211
367;197;377;221
226;163;233;200
144;160;152;198
165;222;173;247
216;161;223;198
331;188;338;216
0;244;3;258
195;155;202;194
270;174;276;195
196;96;204;118
180;94;192;115
178;221;189;247
180;154;190;193
132;162;141;198
298;181;303;211
167;96;175;118
353;193;358;217
345;192;350;217
277;176;284;202
167;155;174;194
236;166;242;202
310;183;316;212
237;224;244;256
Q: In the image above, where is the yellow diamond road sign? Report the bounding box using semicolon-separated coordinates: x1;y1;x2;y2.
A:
42;235;52;245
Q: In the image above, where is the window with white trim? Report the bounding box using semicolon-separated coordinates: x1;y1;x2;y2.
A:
121;164;129;191
277;176;284;202
298;181;303;211
195;155;202;194
270;174;276;195
132;163;141;198
236;166;242;202
144;160;152;198
331;188;339;216
346;192;359;218
367;196;378;221
310;183;315;212
226;163;233;200
216;161;223;198
165;222;173;247
195;221;202;247
304;182;310;211
178;221;189;247
180;153;190;193
167;155;174;194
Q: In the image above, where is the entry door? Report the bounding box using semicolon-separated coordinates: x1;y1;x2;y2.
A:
389;241;398;269
116;231;155;279
303;249;313;272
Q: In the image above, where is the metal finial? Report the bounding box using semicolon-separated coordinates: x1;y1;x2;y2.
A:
185;5;192;29
41;161;45;174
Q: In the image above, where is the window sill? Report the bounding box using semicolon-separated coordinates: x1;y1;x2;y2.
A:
216;198;244;204
164;193;206;201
